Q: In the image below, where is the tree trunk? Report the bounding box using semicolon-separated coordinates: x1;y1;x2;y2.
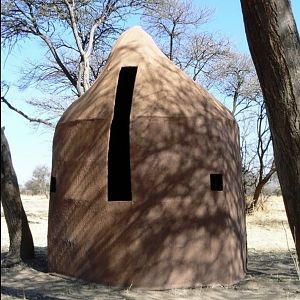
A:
252;182;264;208
247;174;274;213
240;0;300;261
82;55;90;93
246;181;265;214
1;127;34;266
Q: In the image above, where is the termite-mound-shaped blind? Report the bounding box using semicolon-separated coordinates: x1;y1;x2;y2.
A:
48;26;246;289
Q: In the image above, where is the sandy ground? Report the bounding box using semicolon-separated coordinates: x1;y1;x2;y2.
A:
1;195;299;299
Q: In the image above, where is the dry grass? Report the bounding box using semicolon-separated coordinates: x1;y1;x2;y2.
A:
1;195;299;299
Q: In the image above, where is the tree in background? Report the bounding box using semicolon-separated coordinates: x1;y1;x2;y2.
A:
1;0;144;122
211;52;261;117
1;127;34;266
245;103;276;212
1;0;144;96
141;0;231;89
181;32;230;87
24;165;50;197
141;0;212;62
264;172;282;197
241;0;300;260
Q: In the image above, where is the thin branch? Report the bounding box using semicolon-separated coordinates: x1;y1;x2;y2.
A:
39;34;78;90
1;96;54;128
62;0;85;56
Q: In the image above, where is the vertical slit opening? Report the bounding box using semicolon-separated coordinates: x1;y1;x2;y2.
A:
210;174;223;191
50;176;56;193
108;66;137;201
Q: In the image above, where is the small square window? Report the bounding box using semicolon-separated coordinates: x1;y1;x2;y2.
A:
210;174;223;191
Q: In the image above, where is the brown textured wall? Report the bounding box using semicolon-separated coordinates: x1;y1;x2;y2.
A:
48;27;246;289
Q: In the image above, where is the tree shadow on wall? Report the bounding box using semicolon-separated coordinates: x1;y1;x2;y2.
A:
48;42;246;288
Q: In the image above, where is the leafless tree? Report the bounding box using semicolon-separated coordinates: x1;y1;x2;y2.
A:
1;82;55;127
142;0;213;62
181;32;231;87
211;52;261;118
246;103;276;212
24;165;50;197
1;0;143;97
240;118;257;196
141;1;232;92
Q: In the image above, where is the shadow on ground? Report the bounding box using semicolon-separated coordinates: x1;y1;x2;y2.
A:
1;247;47;273
1;247;299;299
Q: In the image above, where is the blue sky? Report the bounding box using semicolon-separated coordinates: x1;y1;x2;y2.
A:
1;0;299;185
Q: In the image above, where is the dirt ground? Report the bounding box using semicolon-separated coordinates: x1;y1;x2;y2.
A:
1;195;299;299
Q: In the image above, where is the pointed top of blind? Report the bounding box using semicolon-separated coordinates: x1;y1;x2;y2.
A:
59;26;234;123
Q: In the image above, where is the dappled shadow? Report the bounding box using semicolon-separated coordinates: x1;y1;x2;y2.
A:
1;251;8;261
251;218;289;228
48;27;246;289
26;246;48;272
1;286;61;300
247;249;299;278
1;249;299;299
1;255;125;300
1;247;47;272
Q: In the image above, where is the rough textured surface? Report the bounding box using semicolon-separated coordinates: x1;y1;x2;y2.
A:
1;128;34;265
240;0;300;261
48;26;246;288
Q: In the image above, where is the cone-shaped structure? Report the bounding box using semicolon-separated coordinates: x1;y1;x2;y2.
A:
48;26;246;288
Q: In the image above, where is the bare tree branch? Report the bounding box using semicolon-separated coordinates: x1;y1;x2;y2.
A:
142;0;213;61
1;96;55;128
1;0;142;97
